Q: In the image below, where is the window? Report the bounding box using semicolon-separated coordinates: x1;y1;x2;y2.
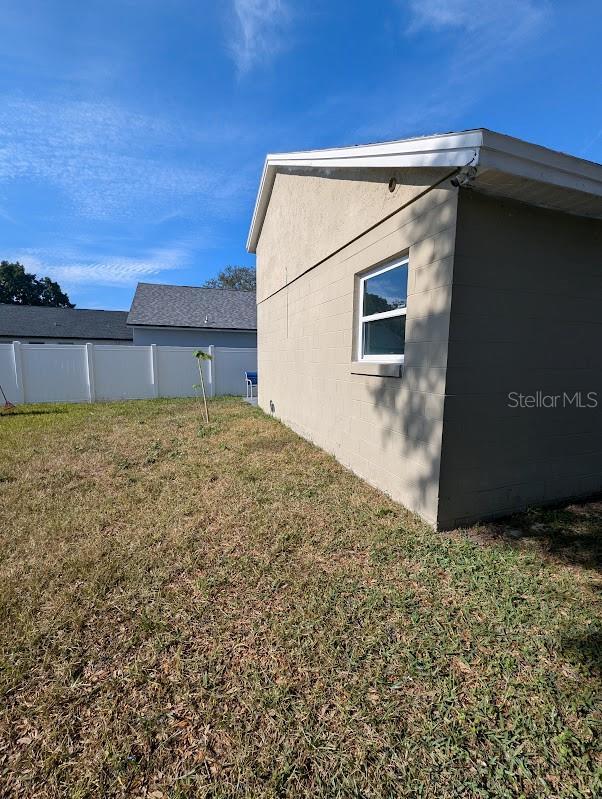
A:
357;257;408;363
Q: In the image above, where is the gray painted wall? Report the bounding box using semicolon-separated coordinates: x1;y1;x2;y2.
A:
131;326;257;348
437;190;602;528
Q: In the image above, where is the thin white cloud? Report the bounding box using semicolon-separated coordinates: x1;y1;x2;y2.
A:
407;0;472;31
48;255;180;287
0;97;245;222
15;243;193;289
580;127;602;157
406;0;546;54
230;0;291;73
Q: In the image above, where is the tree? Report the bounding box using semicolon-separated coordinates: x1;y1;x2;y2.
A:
203;265;256;292
0;261;74;307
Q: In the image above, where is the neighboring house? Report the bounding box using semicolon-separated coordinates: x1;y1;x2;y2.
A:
247;129;602;529
127;283;257;348
0;304;133;345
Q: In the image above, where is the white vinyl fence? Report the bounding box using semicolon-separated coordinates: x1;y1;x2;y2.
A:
0;342;257;405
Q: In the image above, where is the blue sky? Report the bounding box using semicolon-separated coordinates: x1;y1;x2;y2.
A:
1;0;601;310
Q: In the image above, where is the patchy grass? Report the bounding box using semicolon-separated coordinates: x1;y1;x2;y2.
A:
0;398;600;798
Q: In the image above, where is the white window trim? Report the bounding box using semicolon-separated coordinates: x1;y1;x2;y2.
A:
357;256;408;364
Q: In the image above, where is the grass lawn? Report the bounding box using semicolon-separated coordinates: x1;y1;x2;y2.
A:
0;398;600;798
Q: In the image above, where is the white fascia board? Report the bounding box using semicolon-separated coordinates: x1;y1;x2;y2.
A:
246;130;483;252
265;130;483;165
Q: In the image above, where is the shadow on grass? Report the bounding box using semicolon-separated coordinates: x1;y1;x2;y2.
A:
464;498;602;676
467;496;602;574
562;629;602;677
0;408;68;418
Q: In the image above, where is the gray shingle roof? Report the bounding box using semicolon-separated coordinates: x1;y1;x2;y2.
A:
0;304;132;340
127;283;257;330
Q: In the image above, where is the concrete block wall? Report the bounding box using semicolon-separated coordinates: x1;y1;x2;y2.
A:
256;167;458;526
437;190;602;528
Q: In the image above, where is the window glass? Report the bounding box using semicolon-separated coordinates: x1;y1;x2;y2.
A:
362;315;406;356
362;263;408;316
358;258;408;362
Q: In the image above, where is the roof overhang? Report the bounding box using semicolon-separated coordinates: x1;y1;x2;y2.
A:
247;129;602;252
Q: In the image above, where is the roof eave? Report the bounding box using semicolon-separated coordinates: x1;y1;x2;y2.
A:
246;130;484;252
477;130;602;197
246;128;602;253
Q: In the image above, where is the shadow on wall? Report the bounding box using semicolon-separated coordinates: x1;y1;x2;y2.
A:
364;194;454;524
279;165;445;191
366;363;444;524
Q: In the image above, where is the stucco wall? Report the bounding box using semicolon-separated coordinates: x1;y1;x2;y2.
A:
438;190;602;528
256;167;458;526
131;327;257;348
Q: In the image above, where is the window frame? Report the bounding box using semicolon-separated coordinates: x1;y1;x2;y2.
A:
356;256;409;364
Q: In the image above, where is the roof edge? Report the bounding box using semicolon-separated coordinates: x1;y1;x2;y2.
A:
133;282;255;294
0;303;129;314
127;322;257;332
247;130;483;252
246;128;602;252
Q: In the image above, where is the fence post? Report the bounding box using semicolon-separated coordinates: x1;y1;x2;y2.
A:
208;345;215;397
12;341;25;404
150;345;159;398
85;343;96;403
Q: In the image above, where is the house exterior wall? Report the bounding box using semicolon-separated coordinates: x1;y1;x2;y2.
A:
256;167;458;526
131;327;257;348
257;166;450;304
437;190;602;528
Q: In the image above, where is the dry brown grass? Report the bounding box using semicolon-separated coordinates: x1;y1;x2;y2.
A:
0;398;600;798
